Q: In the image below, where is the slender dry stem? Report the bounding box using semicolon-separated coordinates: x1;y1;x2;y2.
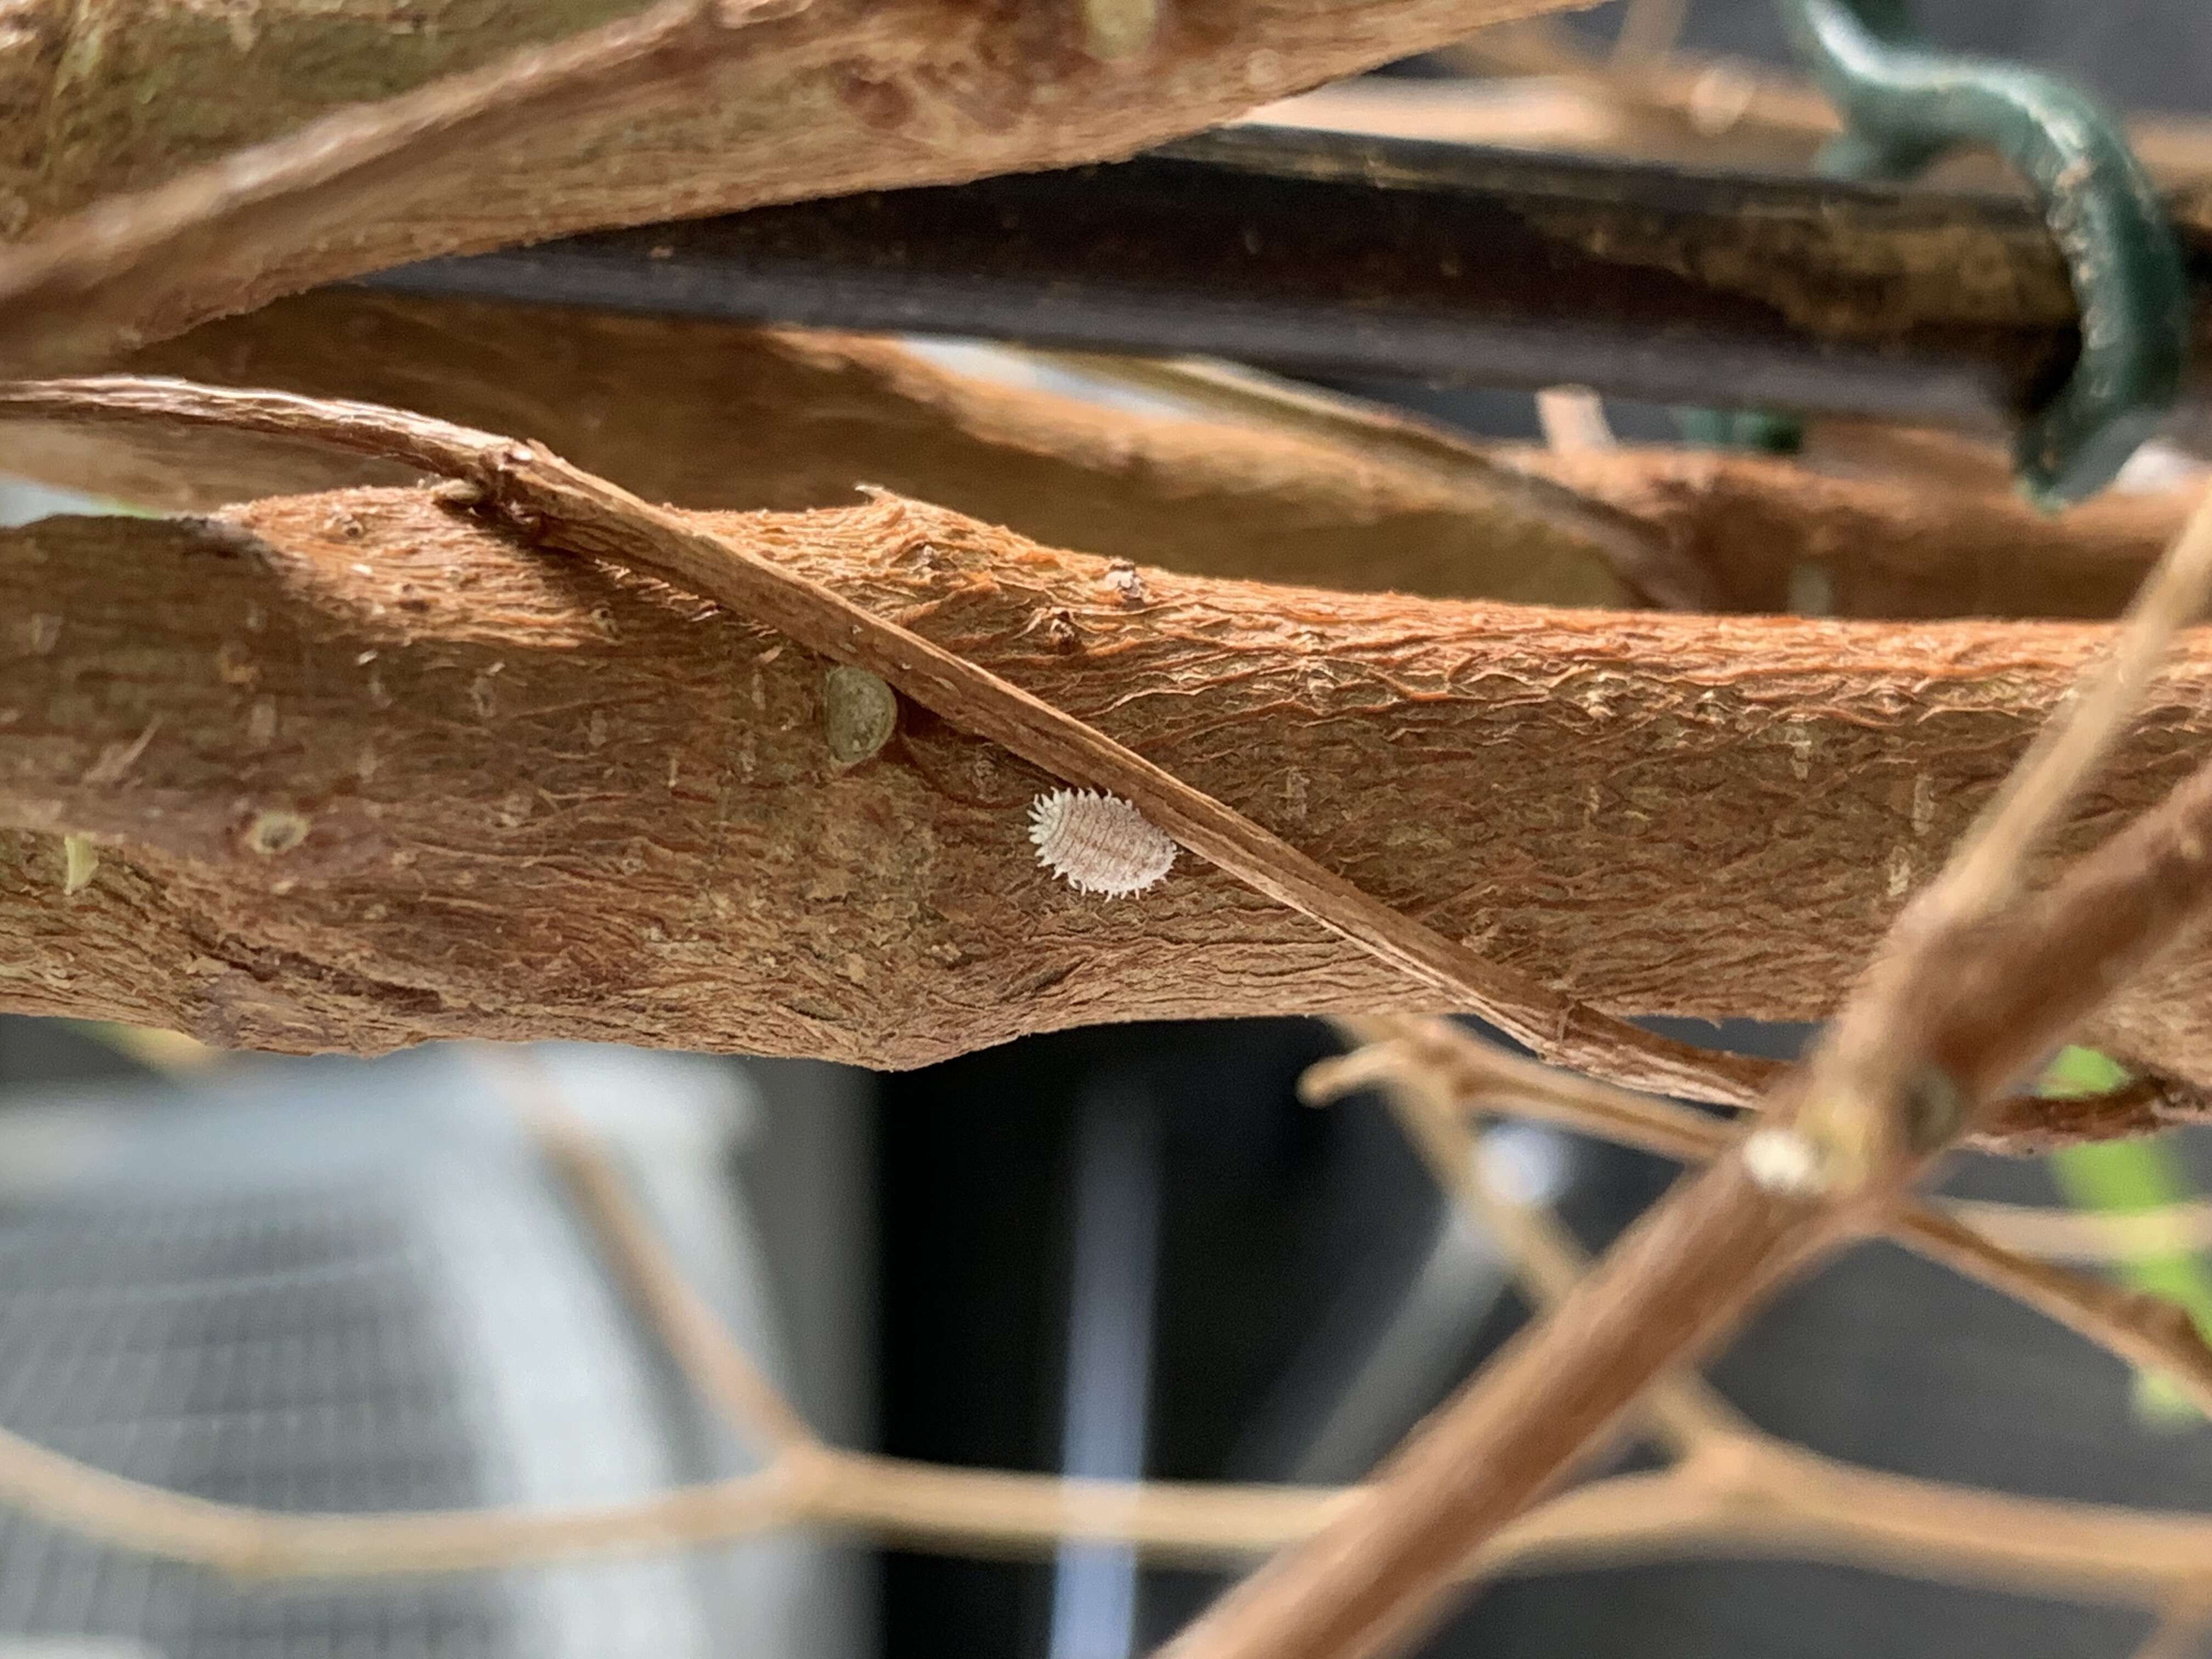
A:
1950;1198;2212;1262
472;1045;820;1459
1338;1018;2212;1620
1797;487;2212;1188
1323;1015;2212;1417
1027;352;1717;608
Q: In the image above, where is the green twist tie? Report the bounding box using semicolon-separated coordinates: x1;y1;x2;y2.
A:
1780;0;2191;507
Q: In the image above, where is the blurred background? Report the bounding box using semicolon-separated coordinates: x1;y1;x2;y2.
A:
7;1;2212;1656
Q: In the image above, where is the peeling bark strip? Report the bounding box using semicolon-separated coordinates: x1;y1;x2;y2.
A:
0;0;1576;376
10;483;2212;1091
1;289;2196;620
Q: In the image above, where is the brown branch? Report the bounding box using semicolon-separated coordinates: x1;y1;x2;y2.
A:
0;290;1668;608
0;0;1576;377
15;383;2212;1122
1511;443;2193;621
7;289;2194;622
1014;350;1717;608
1160;524;2212;1659
0;374;1761;1104
0;0;809;374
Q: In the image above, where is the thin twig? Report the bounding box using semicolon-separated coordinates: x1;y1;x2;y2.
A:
1608;0;1690;67
1340;1023;2212;1612
471;1045;820;1459
0;1424;1342;1577
2136;1601;2212;1659
0;1406;2202;1599
1950;1197;2212;1262
0;1043;2204;1613
1313;1014;2188;1163
1312;1018;1729;1164
1322;1016;2212;1417
1374;1042;1753;1454
1887;1206;2212;1415
1030;351;1720;609
0;374;1769;1111
3;1031;2212;1611
1797;486;2212;1189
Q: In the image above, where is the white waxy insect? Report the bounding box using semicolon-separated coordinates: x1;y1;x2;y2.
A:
1027;789;1177;898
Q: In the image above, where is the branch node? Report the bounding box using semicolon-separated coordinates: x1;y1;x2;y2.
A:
1740;1126;1831;1198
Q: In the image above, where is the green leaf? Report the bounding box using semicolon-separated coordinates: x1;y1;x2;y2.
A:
2045;1052;2211;1428
2039;1045;2134;1099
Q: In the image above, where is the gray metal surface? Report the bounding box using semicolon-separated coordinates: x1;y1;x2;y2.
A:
0;1047;806;1659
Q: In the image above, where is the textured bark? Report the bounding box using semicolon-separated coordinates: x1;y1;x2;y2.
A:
1;290;1649;607
0;0;1577;375
0;0;1532;231
4;287;2193;620
1513;445;2192;620
8;486;2212;1085
1158;517;2212;1659
0;374;1767;1104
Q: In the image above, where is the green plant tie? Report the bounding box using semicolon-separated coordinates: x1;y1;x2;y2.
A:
1778;0;2192;507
